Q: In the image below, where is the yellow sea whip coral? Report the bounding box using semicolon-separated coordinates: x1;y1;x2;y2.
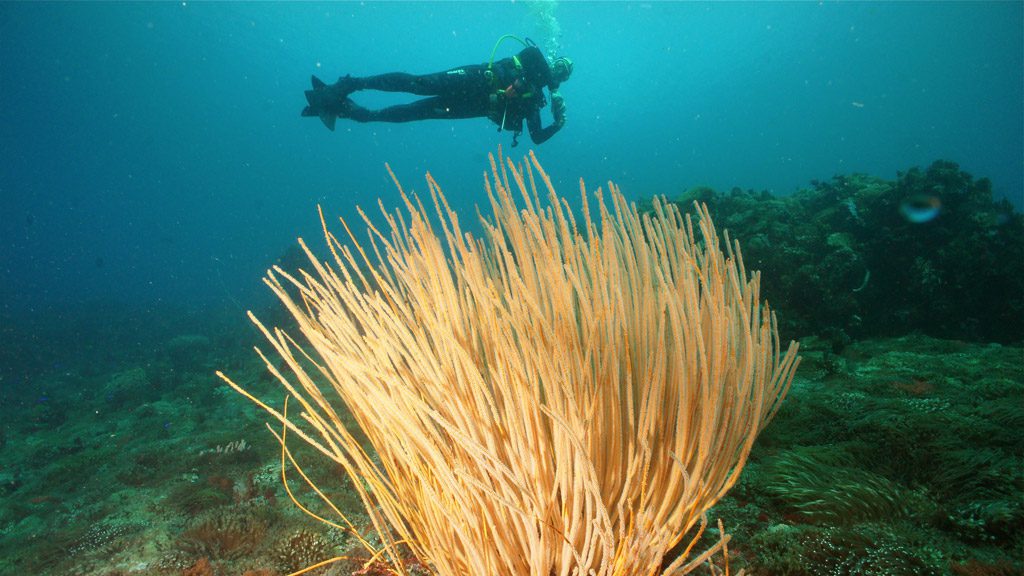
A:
218;150;799;575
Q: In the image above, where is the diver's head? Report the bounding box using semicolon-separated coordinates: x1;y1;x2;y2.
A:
550;56;573;87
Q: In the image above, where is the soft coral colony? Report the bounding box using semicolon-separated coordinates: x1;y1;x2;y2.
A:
219;149;800;575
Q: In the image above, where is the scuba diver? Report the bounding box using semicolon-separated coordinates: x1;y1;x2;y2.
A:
301;36;573;146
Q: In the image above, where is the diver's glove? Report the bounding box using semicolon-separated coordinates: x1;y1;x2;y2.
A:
551;91;567;127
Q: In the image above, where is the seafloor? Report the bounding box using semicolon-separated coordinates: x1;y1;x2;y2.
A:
2;307;1020;576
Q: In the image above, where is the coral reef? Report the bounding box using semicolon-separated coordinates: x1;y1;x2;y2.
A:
663;160;1024;344
713;334;1024;574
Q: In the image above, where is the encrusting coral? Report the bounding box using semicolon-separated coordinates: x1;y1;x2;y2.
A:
219;150;800;575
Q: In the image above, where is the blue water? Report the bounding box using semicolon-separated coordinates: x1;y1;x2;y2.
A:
2;1;1021;314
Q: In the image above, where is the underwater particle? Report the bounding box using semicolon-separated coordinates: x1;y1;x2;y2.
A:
899;194;942;223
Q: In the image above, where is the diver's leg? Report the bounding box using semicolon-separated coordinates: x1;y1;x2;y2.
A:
347;97;483;123
348;66;488;97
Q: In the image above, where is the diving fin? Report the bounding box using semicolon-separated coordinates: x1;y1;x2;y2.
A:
299;74;360;130
302;74;342;131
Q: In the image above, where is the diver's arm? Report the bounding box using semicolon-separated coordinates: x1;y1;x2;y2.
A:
527;92;566;145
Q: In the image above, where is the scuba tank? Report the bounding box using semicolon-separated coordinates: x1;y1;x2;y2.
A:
485;35;539;145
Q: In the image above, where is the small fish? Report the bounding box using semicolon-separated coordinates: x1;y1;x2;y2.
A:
900;195;942;223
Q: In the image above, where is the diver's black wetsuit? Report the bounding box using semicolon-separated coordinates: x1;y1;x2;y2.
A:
344;46;563;145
